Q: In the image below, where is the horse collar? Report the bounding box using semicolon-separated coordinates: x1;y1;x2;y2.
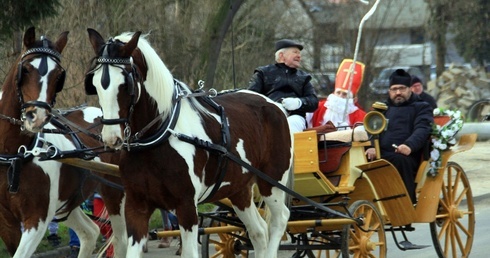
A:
123;81;183;151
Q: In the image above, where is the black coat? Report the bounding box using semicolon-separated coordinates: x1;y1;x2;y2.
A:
418;91;438;110
248;63;318;118
380;93;434;159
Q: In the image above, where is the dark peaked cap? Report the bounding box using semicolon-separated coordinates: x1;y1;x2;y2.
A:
275;39;303;51
389;69;412;87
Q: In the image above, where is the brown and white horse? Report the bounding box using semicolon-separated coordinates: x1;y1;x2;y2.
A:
84;29;293;258
0;27;126;258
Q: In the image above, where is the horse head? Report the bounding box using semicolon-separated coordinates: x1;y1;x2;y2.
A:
19;27;69;132
85;28;144;149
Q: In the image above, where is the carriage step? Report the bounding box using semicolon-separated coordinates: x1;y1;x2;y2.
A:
399;240;430;250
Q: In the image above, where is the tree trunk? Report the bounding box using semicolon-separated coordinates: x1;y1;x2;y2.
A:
202;0;245;89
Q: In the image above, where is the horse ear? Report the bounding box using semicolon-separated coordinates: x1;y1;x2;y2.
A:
55;31;69;54
87;28;106;54
23;27;36;49
121;31;142;57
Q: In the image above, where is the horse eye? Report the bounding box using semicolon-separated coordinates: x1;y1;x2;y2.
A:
17;67;28;83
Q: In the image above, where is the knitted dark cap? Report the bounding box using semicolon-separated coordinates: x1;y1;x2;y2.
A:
389;69;412;87
275;39;303;51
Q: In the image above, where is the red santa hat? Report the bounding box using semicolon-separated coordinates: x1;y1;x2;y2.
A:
334;59;365;95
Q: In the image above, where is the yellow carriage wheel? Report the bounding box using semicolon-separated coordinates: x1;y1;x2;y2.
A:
344;200;386;257
310;200;386;257
201;210;249;258
430;161;475;258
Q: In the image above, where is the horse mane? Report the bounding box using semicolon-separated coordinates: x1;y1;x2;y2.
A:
114;32;210;119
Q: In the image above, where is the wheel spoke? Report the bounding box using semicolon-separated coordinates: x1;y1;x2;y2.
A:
446;170;453;202
451;224;457;257
211;250;223;258
454;220;471;236
452;171;461;196
454;187;468;206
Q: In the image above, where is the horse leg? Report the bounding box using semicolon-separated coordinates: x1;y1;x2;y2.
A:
10;199;58;258
101;186;127;258
261;186;290;257
0;205;21;256
124;196;152;258
64;207;99;258
107;204;127;258
230;192;269;258
13;219;49;258
252;164;291;258
175;203;200;258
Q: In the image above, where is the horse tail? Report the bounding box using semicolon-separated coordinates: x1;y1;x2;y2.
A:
95;234;114;258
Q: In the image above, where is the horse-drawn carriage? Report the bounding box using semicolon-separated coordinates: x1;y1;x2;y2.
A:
1;27;476;258
189;115;476;258
141;111;474;258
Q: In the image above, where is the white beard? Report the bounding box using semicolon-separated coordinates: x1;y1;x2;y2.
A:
323;94;359;127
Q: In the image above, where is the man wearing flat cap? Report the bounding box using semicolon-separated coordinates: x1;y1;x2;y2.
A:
365;69;433;203
248;39;318;133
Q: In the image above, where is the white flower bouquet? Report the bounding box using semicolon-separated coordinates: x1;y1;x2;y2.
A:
428;108;464;177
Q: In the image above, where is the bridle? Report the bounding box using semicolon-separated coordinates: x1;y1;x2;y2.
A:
84;39;139;128
18;36;66;114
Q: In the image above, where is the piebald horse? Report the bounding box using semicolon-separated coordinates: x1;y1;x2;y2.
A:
85;28;293;258
0;27;126;257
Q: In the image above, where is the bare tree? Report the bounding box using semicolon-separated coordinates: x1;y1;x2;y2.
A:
451;0;490;66
425;0;454;78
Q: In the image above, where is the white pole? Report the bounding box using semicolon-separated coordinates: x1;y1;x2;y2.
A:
342;0;381;123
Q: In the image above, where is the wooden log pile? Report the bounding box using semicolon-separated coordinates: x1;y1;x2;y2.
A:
426;64;490;115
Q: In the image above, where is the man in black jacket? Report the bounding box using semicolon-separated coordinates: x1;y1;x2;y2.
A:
411;75;438;109
365;69;434;203
248;39;318;133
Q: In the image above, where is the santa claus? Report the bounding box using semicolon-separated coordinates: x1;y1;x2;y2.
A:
308;59;366;128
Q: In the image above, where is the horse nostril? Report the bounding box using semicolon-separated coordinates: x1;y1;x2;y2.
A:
115;137;123;146
25;111;37;122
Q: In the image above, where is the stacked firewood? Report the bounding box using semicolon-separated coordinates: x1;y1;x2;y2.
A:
426;64;490;114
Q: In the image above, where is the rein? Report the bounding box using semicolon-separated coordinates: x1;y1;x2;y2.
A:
0;114;23;127
50;109;102;141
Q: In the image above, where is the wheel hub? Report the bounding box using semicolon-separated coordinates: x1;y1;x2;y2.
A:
449;204;464;221
359;235;375;255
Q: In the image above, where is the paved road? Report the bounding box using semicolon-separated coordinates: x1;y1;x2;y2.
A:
142;140;490;258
